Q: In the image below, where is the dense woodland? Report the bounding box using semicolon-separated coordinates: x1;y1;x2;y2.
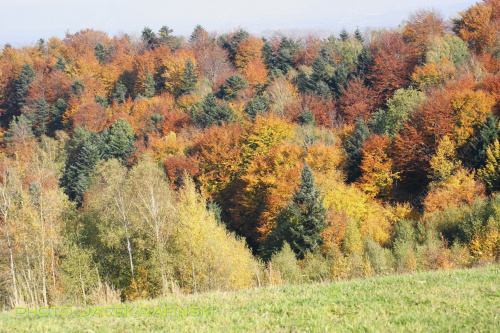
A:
1;0;500;308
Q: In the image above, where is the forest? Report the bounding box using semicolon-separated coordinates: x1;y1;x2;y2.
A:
0;0;499;309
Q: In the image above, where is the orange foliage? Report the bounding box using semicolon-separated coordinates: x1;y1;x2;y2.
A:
241;59;268;86
72;102;108;131
338;77;374;124
234;37;264;69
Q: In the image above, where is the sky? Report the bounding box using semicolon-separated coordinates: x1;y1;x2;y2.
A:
0;0;477;46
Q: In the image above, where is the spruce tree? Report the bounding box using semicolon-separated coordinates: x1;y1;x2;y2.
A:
24;97;50;136
192;93;235;128
466;115;500;169
276;163;327;259
344;118;370;182
179;59;198;96
94;42;109;64
104;118;136;162
50;98;67;131
158;25;180;51
339;28;349;42
354;27;364;43
11;63;36;113
144;71;156;98
113;82;128;104
217;75;248;101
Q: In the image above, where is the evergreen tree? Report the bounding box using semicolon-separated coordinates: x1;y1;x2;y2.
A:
158;25;180;51
179;59;198;96
245;94;270;119
11;63;36;113
344;118;370;182
144;71;156;98
104;118;136;162
50;98;67;131
298;108;316;126
465;115;500;169
142;27;157;50
217;75;248;100
192;93;236;128
354;27;364;43
70;79;84;96
95;94;109;109
54;55;67;71
339;28;349;42
113;82;128;103
23;97;50;136
218;29;250;64
270;163;327;259
94;42;109;64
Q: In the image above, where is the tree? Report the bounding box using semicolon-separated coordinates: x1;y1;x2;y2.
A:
271;163;327;259
23;98;50;136
104;118;136;162
344;119;370;183
403;9;446;56
354;28;364;43
478;139;500;192
217;75;248;101
464;114;500;169
192;93;235;128
141;27;157;50
453;2;498;54
11;63;36;113
339;28;349;42
158;25;180;51
113;81;128;104
94;42;109;64
179;58;198;95
144;71;155;98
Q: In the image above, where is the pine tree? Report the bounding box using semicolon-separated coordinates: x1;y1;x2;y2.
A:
466;115;500;169
144;71;155;98
158;25;180;51
276;163;327;259
354;27;364;43
24;97;50;136
339;28;349;42
54;55;67;71
50;98;67;131
179;59;198;96
105;118;136;162
11;63;36;113
217;75;248;100
113;82;128;103
192;93;236;128
344;118;370;182
142;27;157;50
94;42;109;64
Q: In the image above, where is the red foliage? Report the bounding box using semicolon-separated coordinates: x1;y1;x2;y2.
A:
338;77;374;124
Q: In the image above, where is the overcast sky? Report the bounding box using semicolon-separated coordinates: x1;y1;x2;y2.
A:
1;0;476;46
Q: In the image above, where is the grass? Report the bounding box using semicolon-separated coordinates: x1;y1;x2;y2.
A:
1;264;499;332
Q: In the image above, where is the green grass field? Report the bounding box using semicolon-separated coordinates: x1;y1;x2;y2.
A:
1;264;499;332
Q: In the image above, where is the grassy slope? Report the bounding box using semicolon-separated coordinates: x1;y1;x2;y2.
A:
1;264;499;332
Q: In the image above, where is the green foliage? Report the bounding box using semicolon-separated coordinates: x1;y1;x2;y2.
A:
370;88;425;137
245;93;270;119
425;35;469;66
23;97;50;136
158;25;181;51
94;42;110;64
144;71;156;98
113;81;128;104
464;115;499;169
104;118;136;162
50;98;67;131
179;58;198;95
192;93;236;128
11;62;36;113
343;118;370;182
217;75;248;100
271;164;327;259
268;242;302;284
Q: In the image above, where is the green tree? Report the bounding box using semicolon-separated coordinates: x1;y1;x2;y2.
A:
158;25;180;51
192;93;236;128
142;27;157;50
271;163;327;259
94;42;109;64
179;59;198;96
465;115;499;169
344;119;370;182
217;75;248;101
144;71;155;98
245;94;270;119
24;98;50;136
340;28;349;42
354;27;364;43
113;82;128;104
11;63;36;113
104;118;136;162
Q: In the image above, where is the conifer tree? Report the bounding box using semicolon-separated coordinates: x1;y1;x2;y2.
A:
24;97;50;136
340;28;349;41
192;93;235;128
105;118;136;162
354;27;364;43
179;59;198;95
271;163;327;259
11;63;36;113
144;71;156;98
344;118;370;182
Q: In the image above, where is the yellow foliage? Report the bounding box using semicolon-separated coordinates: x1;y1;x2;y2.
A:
162;50;197;98
429;135;461;181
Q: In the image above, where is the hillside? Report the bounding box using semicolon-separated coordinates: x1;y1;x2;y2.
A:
1;264;499;332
